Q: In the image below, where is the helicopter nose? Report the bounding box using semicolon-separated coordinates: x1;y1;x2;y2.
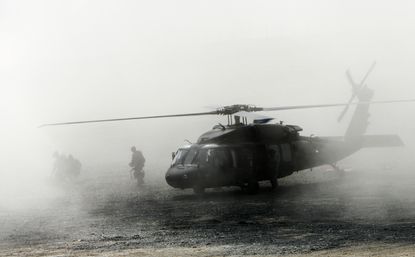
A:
165;167;194;188
165;168;185;188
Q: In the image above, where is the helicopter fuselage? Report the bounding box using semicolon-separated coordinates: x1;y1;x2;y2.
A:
165;123;348;191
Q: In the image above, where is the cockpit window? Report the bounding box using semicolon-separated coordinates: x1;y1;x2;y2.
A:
171;149;189;166
175;147;235;168
183;148;199;164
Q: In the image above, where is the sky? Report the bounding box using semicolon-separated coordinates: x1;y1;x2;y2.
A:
1;0;415;191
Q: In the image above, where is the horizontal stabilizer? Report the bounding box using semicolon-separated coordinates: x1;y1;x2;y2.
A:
360;134;404;147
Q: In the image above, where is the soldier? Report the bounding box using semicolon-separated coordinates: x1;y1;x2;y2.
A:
129;146;146;185
52;151;82;182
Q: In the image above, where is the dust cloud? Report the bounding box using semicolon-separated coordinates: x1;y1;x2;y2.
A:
1;0;415;255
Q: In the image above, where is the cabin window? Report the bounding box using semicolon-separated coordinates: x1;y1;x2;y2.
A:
171;149;189;165
268;145;280;161
207;148;233;168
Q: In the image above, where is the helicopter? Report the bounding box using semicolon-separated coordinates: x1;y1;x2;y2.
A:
41;65;415;194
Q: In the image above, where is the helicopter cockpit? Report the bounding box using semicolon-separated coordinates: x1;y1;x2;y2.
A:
166;143;262;190
171;144;237;167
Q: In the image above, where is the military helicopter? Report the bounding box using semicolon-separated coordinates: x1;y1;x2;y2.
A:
41;65;415;194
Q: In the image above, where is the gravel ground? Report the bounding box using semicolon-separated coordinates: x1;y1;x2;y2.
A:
1;166;415;256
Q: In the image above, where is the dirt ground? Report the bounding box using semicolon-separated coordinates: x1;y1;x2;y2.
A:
1;166;415;256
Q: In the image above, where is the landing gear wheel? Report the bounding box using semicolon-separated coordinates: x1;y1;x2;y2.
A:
270;177;278;190
193;186;205;195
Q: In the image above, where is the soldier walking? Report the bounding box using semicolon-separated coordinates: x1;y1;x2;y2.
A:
129;146;146;185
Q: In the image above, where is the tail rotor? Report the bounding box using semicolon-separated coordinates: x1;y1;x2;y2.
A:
338;61;376;122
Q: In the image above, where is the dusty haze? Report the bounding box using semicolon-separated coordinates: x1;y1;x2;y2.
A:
1;0;415;211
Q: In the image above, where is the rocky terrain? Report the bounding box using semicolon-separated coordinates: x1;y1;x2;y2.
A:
1;166;415;256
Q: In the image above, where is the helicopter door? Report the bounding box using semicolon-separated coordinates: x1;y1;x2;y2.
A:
267;145;280;179
233;147;254;183
279;143;293;176
206;148;235;186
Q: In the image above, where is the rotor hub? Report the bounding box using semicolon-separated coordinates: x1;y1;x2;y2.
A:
215;104;263;115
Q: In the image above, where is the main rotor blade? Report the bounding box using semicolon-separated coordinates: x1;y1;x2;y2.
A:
40;111;217;127
262;99;415;112
40;99;415;127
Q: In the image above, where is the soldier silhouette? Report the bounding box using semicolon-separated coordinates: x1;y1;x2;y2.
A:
129;146;145;185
